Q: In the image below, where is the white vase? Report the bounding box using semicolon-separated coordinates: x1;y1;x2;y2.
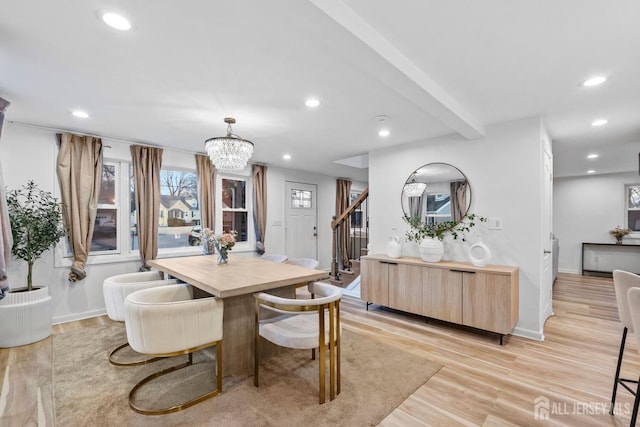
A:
387;228;402;258
419;237;444;262
0;286;52;348
469;234;492;267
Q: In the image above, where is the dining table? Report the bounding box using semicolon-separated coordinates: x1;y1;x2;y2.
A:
148;254;329;377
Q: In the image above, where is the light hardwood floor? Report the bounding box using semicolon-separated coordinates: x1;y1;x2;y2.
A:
1;273;638;426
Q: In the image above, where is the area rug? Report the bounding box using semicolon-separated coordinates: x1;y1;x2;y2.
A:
53;322;441;426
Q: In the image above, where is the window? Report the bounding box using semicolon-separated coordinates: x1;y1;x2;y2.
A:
626;184;640;231
222;178;248;242
291;189;312;209
91;163;119;253
130;167;199;250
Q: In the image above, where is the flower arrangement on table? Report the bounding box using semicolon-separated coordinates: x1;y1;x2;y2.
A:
202;228;238;263
610;225;632;244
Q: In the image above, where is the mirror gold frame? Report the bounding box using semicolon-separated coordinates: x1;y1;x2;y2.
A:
401;162;471;227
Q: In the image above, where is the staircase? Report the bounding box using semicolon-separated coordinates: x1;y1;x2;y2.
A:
330;188;368;285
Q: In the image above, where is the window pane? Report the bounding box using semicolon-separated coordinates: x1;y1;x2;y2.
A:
91;208;117;252
223;211;247;242
222;179;246;209
159;169;199;249
291;189;312;208
629;186;640;208
130;168;199;250
99;165;116;205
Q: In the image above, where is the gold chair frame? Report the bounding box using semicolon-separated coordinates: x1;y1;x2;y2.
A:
129;340;223;415
254;288;341;404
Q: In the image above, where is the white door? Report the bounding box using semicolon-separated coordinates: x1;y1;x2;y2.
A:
285;181;318;259
541;142;554;323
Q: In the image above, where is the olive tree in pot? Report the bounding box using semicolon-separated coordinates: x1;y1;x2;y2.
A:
0;181;66;347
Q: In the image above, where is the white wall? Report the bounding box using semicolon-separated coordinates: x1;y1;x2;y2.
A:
0;123;363;323
368;117;546;339
554;171;640;274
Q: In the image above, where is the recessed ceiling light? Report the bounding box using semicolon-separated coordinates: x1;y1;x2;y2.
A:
587;153;599;159
378;129;390;137
305;98;320;108
591;119;608;127
587;170;596;174
582;76;607;87
102;12;132;31
282;154;291;160
72;110;89;118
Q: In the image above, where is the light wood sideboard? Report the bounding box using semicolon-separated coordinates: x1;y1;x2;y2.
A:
361;255;519;344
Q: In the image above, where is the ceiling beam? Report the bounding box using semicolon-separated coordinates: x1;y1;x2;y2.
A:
309;0;485;139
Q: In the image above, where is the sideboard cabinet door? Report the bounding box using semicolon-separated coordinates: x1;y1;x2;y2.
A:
462;272;516;334
422;267;463;323
361;258;389;306
389;264;423;313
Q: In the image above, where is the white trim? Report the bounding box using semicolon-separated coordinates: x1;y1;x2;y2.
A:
512;326;545;341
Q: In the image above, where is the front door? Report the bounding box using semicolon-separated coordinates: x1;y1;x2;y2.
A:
285;181;318;260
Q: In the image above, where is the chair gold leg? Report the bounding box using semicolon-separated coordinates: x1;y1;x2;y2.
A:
336;302;341;396
128;341;222;415
319;306;326;404
109;342;164;366
329;303;336;401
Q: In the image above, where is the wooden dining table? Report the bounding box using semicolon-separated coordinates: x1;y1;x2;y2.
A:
148;254;329;377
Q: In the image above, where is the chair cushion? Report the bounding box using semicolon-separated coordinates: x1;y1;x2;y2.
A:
259;312;339;349
124;284;223;355
103;272;177;321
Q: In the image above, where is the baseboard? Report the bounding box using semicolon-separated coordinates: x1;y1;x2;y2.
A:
512;325;545;341
53;308;107;325
558;268;581;275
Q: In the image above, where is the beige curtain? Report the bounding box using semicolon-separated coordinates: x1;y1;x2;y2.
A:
0;97;11;298
196;154;215;230
56;133;103;282
131;145;163;271
450;181;468;223
336;179;352;270
252;165;267;255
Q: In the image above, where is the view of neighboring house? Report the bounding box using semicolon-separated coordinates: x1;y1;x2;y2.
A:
159;195;200;227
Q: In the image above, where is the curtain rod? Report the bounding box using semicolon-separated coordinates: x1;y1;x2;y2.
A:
8;120;207;156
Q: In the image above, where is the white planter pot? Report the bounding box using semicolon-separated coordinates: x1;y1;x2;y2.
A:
0;286;53;348
419;237;444;262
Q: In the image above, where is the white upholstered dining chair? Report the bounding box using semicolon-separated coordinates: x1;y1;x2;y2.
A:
623;286;640;426
103;271;177;365
260;254;288;263
124;283;224;415
254;281;342;404
610;270;640;417
286;258;319;269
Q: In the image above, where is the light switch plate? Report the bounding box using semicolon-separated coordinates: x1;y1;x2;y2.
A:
488;217;503;230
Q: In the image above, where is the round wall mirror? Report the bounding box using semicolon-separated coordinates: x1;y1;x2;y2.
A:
401;162;471;227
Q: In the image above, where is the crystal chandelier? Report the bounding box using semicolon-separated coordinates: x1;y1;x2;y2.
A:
205;117;254;172
403;173;426;197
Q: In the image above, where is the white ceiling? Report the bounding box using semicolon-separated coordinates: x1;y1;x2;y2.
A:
1;0;639;181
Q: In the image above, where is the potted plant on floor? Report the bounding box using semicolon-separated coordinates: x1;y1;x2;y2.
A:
0;180;66;347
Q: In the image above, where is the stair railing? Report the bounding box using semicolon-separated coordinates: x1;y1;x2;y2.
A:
331;188;368;281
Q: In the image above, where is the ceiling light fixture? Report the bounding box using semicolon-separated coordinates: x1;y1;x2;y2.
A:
305;98;320;108
71;110;89;118
591;119;608;127
582;76;607;87
587;153;599;159
375;115;390;137
205;117;254;172
403;172;426;198
102;12;132;31
587;170;596;174
282;154;292;160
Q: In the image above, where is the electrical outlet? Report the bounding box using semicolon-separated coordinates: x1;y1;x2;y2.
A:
488;217;503;230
